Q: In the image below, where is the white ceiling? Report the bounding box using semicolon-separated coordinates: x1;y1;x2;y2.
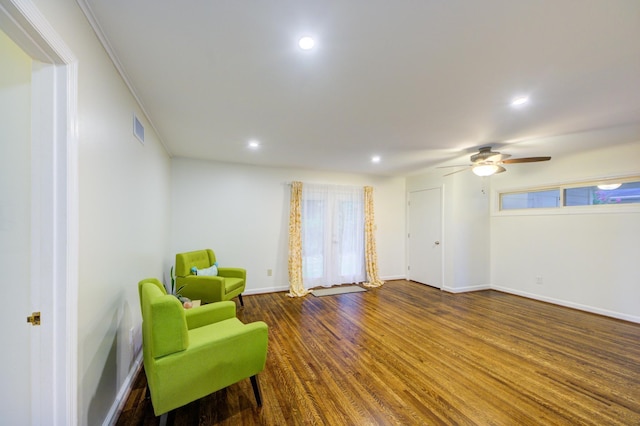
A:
80;0;640;176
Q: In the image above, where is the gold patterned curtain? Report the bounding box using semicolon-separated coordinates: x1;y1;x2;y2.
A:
287;181;311;297
363;186;384;288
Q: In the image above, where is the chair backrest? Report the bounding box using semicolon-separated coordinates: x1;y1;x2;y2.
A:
138;278;167;312
175;249;217;277
139;280;189;360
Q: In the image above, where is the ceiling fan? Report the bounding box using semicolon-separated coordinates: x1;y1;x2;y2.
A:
439;146;551;177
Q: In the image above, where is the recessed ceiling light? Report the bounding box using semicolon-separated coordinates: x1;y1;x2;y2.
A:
371;155;381;163
511;96;529;107
298;36;315;50
248;140;260;149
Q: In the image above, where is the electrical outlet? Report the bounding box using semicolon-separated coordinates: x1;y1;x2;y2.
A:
536;276;543;285
267;269;273;276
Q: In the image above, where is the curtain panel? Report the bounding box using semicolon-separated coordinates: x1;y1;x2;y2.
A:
363;186;384;288
287;181;310;297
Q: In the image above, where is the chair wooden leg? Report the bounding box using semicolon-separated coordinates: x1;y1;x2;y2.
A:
250;375;262;407
238;293;244;307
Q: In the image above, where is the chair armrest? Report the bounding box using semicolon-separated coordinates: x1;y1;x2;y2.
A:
217;267;246;280
185;301;236;329
177;275;225;301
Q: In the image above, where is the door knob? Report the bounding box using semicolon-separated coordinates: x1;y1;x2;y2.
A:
27;311;41;326
434;241;440;245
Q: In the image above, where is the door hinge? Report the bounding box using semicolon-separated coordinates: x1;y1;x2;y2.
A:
27;312;41;326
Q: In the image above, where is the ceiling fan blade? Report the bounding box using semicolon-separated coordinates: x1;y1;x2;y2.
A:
436;164;471;169
443;167;471;176
502;156;551;164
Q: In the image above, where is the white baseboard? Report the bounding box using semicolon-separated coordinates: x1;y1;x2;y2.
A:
243;277;407;295
103;352;143;426
442;284;491;293
245;279;494;294
244;285;290;295
491;285;640;324
245;280;639;323
380;275;406;281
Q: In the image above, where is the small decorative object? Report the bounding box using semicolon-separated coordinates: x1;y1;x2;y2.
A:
170;266;190;306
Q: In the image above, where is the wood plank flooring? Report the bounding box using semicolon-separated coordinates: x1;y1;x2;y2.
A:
116;280;640;425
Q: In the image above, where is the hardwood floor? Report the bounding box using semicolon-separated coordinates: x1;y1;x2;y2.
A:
116;280;640;425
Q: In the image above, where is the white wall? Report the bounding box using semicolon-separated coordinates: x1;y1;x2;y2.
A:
171;158;406;293
30;0;172;424
406;168;491;292
490;125;640;322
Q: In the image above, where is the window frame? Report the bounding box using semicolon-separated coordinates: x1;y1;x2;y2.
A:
494;175;640;216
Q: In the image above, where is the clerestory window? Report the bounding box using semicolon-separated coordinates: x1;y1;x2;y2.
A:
499;177;640;211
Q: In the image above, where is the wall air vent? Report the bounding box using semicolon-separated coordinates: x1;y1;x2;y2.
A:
133;113;144;144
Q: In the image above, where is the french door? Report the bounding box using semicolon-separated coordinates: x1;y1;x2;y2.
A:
301;185;365;287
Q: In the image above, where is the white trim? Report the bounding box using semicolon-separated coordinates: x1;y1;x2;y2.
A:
492;172;640;216
243;276;408;295
492;285;640;324
0;1;78;424
243;286;290;295
102;354;143;426
442;284;491;294
380;275;406;281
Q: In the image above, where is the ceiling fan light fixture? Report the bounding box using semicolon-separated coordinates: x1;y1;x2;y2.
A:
597;183;622;190
511;96;529;107
472;164;500;177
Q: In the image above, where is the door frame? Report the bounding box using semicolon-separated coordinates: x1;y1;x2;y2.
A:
406;186;445;289
0;0;78;424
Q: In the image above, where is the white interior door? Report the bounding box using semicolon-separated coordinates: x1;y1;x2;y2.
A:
408;188;442;288
0;27;32;423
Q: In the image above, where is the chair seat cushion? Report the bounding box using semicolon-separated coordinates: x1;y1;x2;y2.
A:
189;317;245;347
225;277;244;294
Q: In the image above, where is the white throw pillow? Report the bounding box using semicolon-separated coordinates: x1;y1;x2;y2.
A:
197;263;218;276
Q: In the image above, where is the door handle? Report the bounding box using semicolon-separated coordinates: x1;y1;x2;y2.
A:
434;241;440;245
27;311;41;326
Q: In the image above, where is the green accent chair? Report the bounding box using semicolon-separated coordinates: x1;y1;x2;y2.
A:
137;278;268;420
175;249;246;306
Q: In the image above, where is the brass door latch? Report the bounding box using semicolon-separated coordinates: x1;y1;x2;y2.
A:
27;312;41;326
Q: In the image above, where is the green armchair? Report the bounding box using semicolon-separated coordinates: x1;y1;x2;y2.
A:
137;278;268;418
175;249;246;306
